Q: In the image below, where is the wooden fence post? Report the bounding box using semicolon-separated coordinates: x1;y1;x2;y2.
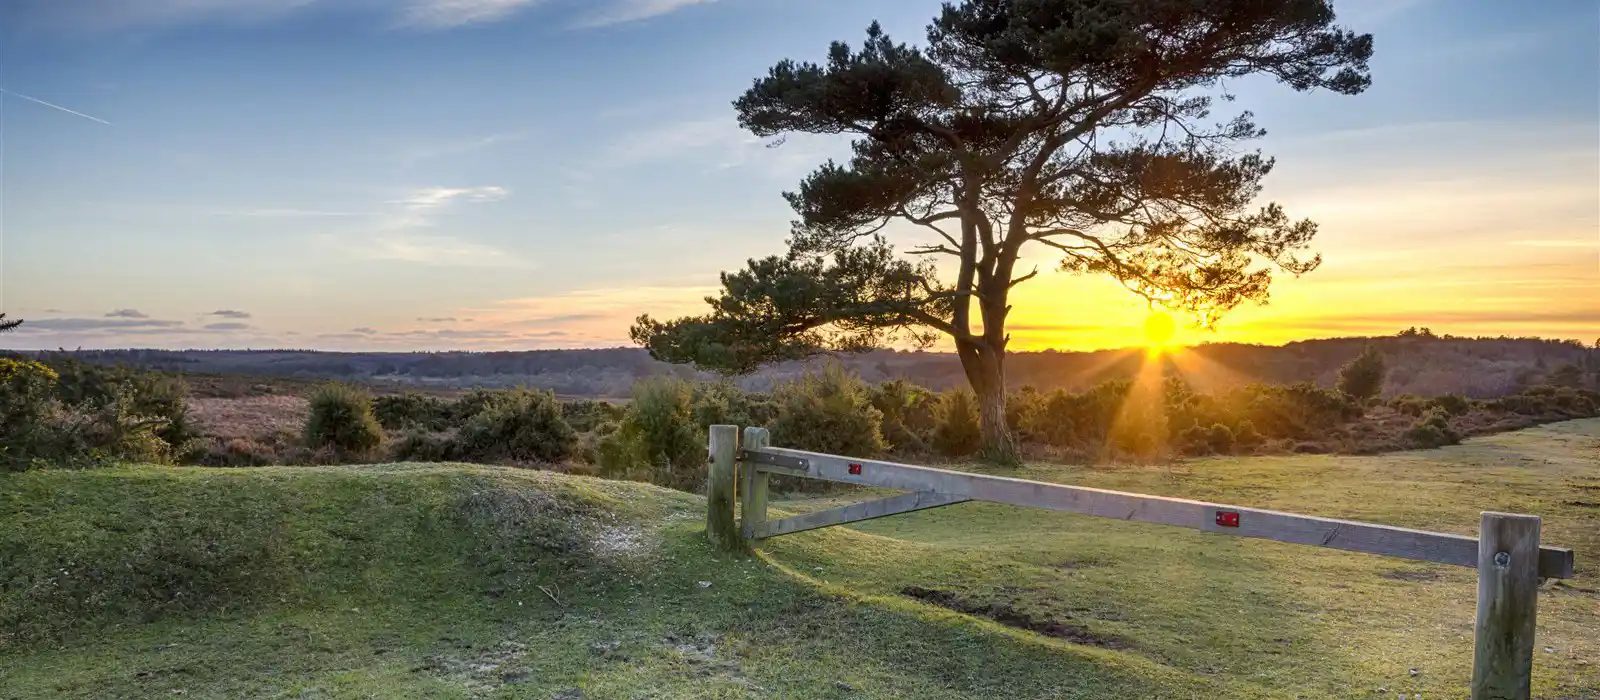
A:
740;427;771;545
1472;512;1540;700
705;425;740;551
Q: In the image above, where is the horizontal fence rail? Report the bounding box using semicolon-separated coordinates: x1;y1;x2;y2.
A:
710;426;1579;699
738;446;1575;579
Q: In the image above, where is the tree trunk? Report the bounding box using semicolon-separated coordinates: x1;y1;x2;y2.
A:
956;341;1019;465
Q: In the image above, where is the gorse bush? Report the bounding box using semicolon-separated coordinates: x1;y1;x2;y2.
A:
932;389;981;457
561;398;626;433
303;384;384;455
389;429;459;463
598;377;704;491
1239;382;1359;440
1405;407;1460;448
771;364;885;458
872;379;937;452
2;357;193;470
372;392;451;431
690;382;777;433
456;389;576;464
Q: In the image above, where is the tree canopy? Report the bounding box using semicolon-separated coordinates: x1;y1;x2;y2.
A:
633;0;1374;460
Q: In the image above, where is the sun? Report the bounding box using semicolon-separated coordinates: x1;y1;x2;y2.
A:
1143;311;1178;352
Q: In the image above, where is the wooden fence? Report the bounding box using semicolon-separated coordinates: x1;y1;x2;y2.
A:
703;425;1577;700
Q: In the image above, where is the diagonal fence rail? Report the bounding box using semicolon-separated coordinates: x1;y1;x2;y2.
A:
704;425;1576;700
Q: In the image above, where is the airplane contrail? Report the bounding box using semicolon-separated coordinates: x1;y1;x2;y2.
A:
0;88;112;125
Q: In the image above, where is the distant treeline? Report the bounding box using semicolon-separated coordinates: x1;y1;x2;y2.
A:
19;329;1600;400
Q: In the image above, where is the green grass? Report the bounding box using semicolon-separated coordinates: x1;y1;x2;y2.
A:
3;420;1598;699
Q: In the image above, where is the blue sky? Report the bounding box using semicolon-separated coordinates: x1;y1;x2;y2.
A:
1;0;1596;351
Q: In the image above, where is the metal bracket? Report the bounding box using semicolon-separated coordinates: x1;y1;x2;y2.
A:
738;450;809;472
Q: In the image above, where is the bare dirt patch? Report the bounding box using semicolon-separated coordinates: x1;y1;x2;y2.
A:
900;586;1129;649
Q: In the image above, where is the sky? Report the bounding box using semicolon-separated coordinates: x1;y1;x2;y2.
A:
0;0;1596;353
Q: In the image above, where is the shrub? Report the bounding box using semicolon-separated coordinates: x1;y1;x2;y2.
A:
872;379;937;452
932;389;982;457
447;389;509;423
1405;408;1460;448
303;384;384;455
1336;344;1387;403
1206;423;1235;454
1177;423;1212;456
1233;419;1263;448
561;398;626;433
690;382;776;432
389;429;460;462
771;365;885;458
38;356;198;449
1430;393;1472;417
1026;389;1079;448
2;358;187;470
598;377;704;491
373;392;450;431
1240;382;1359;440
456;389;576;464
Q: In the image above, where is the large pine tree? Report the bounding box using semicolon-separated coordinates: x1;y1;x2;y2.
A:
633;0;1374;462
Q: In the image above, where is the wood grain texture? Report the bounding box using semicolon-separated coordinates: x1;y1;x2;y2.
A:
739;427;771;544
748;448;1574;577
1472;512;1541;700
705;425;740;552
759;491;970;538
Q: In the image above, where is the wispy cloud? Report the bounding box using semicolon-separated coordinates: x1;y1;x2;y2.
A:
394;0;543;29
20;318;183;332
400;131;529;163
351;327;379;335
572;0;718;28
1509;239;1597;249
105;308;150;319
0;88;112;125
366;233;530;268
386;185;509;227
212;208;373;218
417;316;459;323
208;310;254;319
4;0;317;34
203;322;253;331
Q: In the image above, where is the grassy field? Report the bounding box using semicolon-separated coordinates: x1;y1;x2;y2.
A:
2;421;1596;699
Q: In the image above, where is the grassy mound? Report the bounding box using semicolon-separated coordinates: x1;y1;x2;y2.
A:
0;465;1213;699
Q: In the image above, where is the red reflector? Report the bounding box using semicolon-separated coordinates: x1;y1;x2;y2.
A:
1215;510;1240;528
848;463;862;475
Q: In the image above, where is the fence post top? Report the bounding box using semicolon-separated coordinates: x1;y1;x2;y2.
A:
1480;512;1541;523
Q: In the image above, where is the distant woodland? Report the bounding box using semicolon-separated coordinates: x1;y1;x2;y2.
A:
21;330;1599;399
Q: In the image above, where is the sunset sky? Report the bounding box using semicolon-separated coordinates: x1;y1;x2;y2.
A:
1;0;1596;352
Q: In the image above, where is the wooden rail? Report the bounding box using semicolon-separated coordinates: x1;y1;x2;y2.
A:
705;426;1577;699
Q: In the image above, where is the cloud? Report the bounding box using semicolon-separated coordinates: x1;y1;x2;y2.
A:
4;0;317;34
209;310;253;319
401;132;529;164
19;318;184;332
365;233;531;268
572;0;718;28
351;327;379;335
212;208;373;218
385;185;509;227
417;317;458;323
1509;239;1597;249
394;0;542;29
105;308;150;319
203;322;253;331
